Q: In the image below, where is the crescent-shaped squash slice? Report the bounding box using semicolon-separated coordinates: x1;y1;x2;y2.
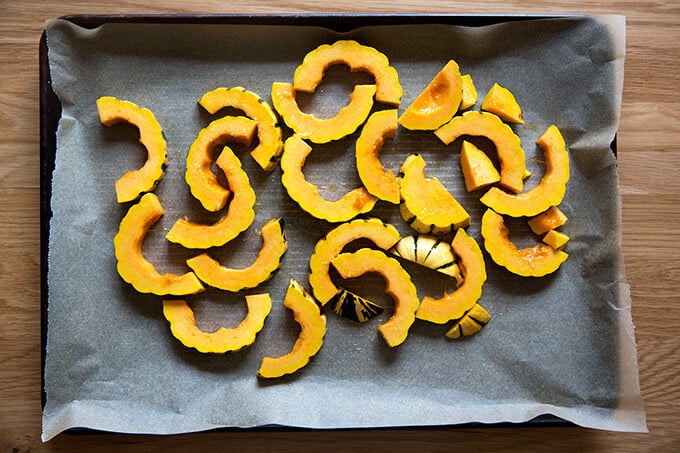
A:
186;218;287;292
479;125;570;217
399;153;470;234
258;279;326;379
113;193;204;295
308;217;401;305
444;303;491;339
96;96;168;203
460;74;478;110
389;234;462;282
166;147;256;249
293;40;402;106
355;109;400;203
481;83;524;124
185;116;257;212
435;111;526;194
162;294;271;353
416;228;486;324
528;206;568;235
198;87;283;172
271;82;376;144
481;208;568;277
328;288;384;323
331;248;419;347
398;59;463;131
280;135;378;222
460;140;501;192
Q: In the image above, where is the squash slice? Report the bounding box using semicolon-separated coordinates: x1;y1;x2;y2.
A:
113;193;204;295
280;135;378;222
293;39;402;106
543;229;570;251
258;280;326;379
480;125;570;217
389;234;462;282
460;140;501;192
331;249;419;347
328;289;384;323
272;82;376;144
97;96;168;203
309;217;401;305
460;74;478;110
398;59;464;130
185;116;257;212
186;218;287;292
444;303;491;339
481;83;524;124
162;294;271;353
481;208;568;277
435;111;526;193
355;109;400;204
399;153;470;234
416;228;486;324
166;147;256;249
198;87;283;172
528;206;568;235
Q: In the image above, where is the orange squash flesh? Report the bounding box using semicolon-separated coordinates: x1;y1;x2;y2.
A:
460;140;501;192
528;206;568;235
481;83;524;124
459;74;478;110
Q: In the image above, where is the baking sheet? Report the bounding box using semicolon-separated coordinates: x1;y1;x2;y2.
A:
41;14;646;441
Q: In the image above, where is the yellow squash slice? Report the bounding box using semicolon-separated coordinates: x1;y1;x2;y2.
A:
389;234;462;282
460;74;478;110
97;96;168;203
444;303;491;339
113;193;204;295
528;206;568;235
543;229;570;251
258;280;326;379
280;135;378;222
481;83;524;124
328;288;384;323
162;294;271;353
460;140;501;192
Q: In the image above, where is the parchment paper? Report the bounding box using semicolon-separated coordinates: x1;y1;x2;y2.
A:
42;15;646;441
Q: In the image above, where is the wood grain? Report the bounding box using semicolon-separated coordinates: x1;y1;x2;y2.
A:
1;0;679;451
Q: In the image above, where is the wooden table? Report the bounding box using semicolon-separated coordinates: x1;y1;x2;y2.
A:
2;1;678;451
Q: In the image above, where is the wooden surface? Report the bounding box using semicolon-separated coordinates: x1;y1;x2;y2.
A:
1;0;679;451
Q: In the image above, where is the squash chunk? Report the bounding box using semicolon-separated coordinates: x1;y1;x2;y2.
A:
459;74;478;110
444;303;491;339
543;229;570;251
480;125;570;217
258;280;326;379
96;96;168;203
331;249;419;347
293;39;402;105
435;111;527;193
186;218;287;292
481;83;524;124
162;294;271;353
272;82;376;144
416;228;486;324
356;109;400;204
328;289;384;323
389;234;461;281
280;135;378;223
528;206;568;235
113;193;204;296
460;140;501;192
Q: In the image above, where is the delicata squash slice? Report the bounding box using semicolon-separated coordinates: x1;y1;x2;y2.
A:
97;96;168;203
308;217;401;304
280;135;378;223
114;193;204;296
389;234;462;283
166;147;255;249
186;218;287;292
480;83;524;124
480;125;570;217
271;82;376;144
293;39;402;106
435;111;527;194
328;288;384;323
162;294;271;353
185;115;257;212
481;208;568;277
258;280;326;379
198;87;283;172
331;248;419;347
444;303;491;340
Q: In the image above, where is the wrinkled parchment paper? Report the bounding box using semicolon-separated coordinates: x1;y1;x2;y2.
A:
42;15;646;441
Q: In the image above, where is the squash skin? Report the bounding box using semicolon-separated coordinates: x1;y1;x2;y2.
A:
460;140;501;192
480;125;570;217
399;153;470;234
162;294;271;353
166;147;256;249
416;228;486;324
481;208;568;277
198;87;283;172
444;303;491;339
258;280;326;379
96;96;168;203
113;193;204;295
272;82;376;144
481;83;524;124
435;111;527;194
185;116;257;212
280;135;378;223
331;248;419;347
308;217;401;305
186;218;287;292
355;109;400;204
389;234;461;281
398;59;464;131
293;39;402;106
